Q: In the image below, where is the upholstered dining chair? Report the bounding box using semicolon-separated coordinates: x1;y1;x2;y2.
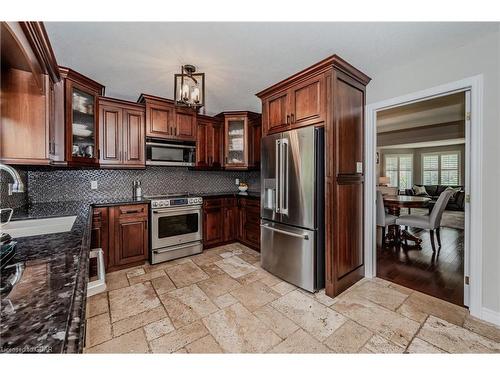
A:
395;189;455;252
376;190;397;247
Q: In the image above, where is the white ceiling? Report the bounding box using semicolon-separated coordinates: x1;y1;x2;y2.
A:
44;22;497;115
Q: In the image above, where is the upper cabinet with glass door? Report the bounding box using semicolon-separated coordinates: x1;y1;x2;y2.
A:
218;111;261;170
60;67;105;166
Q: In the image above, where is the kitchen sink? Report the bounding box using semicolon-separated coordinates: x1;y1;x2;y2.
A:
0;216;77;238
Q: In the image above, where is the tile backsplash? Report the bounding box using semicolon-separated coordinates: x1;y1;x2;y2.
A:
26;167;260;204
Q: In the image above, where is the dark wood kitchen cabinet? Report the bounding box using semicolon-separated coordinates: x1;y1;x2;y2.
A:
0;22;60;165
59;66;105;166
257;54;370;297
202;196;260;251
138;94;196;141
174;107;197;140
195;115;223;169
90;207;109;270
99;97;145;168
202;198;225;247
90;203;148;272
237;198;260;251
223;198;238;242
217;111;261;170
259;73;326;136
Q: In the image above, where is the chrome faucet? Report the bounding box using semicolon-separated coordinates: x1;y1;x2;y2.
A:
0;163;25;195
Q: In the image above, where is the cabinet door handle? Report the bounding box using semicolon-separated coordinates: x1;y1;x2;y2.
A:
124;151;127;161
286;115;290;125
291;113;295;124
123;209;142;214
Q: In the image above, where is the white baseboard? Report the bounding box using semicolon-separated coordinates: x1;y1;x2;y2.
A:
480;307;500;326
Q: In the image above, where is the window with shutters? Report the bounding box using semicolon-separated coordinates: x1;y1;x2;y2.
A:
422;152;460;185
384;154;413;190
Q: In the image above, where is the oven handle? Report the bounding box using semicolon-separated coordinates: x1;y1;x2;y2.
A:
152;205;202;214
146;142;195;149
153;242;201;254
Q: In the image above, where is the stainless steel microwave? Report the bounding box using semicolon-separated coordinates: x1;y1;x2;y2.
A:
146;139;196;166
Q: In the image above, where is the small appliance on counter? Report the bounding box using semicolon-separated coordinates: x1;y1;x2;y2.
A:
238;181;249;192
133;180;143;198
147;194;203;264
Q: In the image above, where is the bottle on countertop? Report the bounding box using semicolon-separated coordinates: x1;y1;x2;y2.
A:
133;180;142;199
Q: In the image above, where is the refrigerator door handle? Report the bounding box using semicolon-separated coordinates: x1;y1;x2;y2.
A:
275;139;281;213
260;223;309;240
280;138;289;215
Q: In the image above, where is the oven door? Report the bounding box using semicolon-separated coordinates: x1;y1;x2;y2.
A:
151;205;202;249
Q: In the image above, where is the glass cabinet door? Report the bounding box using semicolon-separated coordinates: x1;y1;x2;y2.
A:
71;87;96;160
226;118;246;166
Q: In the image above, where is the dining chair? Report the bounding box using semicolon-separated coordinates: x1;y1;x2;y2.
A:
376;190;397;247
395;189;455;252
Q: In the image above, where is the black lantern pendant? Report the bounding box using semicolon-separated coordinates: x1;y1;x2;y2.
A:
174;64;205;110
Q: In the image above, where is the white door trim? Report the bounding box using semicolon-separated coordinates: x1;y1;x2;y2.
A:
364;75;484;319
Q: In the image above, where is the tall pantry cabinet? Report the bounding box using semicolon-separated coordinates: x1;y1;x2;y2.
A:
257;55;371;297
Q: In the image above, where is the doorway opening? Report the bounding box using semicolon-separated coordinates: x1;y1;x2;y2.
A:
374;91;469;306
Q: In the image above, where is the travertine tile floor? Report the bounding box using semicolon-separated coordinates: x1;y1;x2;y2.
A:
84;243;500;354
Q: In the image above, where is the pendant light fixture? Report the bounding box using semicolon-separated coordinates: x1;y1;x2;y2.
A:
174;64;205;110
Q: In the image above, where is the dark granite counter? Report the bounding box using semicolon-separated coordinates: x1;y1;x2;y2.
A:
199;191;260;199
0;198;147;354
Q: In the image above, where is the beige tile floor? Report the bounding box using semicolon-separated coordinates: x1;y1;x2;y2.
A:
84;243;500;354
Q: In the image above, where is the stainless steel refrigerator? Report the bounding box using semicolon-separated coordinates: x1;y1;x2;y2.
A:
260;125;325;292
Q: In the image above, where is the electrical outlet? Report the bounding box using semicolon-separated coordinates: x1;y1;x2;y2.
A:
235;178;240;186
91;181;98;190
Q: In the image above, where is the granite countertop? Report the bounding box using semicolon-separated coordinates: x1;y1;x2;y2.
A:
0;197;147;354
199;190;260;199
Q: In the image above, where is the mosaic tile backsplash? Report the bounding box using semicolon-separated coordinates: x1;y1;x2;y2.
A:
26;167;260;204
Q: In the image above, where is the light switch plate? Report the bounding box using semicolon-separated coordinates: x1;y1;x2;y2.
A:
91;181;98;190
356;162;363;173
235;178;240;186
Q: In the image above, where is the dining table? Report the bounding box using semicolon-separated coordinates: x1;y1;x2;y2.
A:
382;195;431;247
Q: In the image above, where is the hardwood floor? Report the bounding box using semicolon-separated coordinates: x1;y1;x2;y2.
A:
377;223;464;307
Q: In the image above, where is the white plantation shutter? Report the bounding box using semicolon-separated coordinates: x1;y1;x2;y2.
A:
398;155;413;190
440;153;459;185
385;156;399;188
422;152;460;185
384;154;413;190
423;155;439;184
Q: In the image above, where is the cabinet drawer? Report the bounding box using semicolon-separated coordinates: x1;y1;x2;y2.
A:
224;198;237;207
203;198;223;208
239;197;260;208
116;204;148;218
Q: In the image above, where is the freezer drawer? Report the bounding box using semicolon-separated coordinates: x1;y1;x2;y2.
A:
260;220;316;292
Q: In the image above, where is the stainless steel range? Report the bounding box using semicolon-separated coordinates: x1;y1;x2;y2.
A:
148;194;203;264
